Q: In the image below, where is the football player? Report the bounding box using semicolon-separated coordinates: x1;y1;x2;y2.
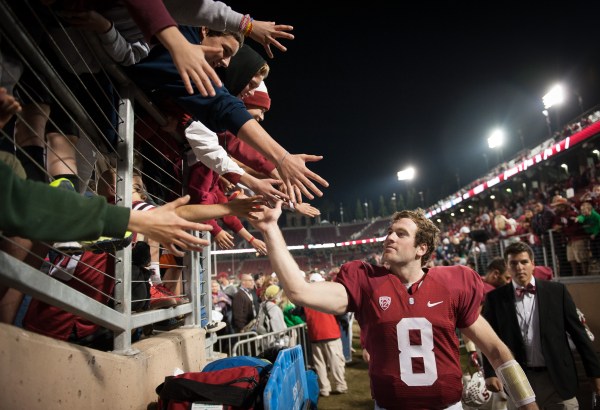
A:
251;202;538;410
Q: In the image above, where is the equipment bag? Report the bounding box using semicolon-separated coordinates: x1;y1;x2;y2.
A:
157;365;264;410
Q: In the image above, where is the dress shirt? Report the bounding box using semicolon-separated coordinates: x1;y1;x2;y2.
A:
512;277;545;367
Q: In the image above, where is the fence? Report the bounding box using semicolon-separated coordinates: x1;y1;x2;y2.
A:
0;0;214;354
470;230;600;277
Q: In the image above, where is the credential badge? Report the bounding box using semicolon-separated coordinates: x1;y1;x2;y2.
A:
379;296;391;310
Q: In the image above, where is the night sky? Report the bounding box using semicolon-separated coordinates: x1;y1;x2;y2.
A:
232;2;600;220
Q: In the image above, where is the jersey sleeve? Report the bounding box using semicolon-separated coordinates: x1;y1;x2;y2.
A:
456;266;484;329
334;260;367;313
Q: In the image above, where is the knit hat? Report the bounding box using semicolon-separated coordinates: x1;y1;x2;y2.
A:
264;285;281;299
243;81;271;111
219;44;266;97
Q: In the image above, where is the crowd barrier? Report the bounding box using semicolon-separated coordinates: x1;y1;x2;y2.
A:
263;345;311;410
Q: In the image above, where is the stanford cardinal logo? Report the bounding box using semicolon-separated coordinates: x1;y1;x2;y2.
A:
379;296;391;310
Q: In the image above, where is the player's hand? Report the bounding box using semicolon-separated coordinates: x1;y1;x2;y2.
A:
249;20;294;59
484;376;503;393
248;200;283;233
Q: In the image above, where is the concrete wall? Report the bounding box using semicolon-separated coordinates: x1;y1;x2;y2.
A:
0;324;207;410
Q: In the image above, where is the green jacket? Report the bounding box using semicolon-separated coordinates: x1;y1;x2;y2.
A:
282;302;305;327
576;209;600;236
0;161;129;241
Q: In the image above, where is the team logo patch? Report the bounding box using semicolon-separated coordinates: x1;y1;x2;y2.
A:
379;296;391;310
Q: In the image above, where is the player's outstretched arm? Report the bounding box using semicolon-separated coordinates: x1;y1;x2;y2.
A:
250;200;347;314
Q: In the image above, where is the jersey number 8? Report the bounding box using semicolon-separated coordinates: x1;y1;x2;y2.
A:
397;317;438;386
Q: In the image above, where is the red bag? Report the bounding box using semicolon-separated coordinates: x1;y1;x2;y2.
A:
156;366;262;410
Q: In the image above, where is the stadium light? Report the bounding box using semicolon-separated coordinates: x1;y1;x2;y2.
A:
397;166;415;181
487;129;504;149
542;84;565;109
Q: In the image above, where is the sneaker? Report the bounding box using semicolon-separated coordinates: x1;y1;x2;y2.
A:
319;391;330;397
150;284;178;309
49;177;75;191
81;231;134;254
333;389;348;394
153;283;189;305
204;321;226;333
53;241;83;255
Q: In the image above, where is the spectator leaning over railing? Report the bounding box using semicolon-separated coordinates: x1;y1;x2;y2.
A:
126;25;329;204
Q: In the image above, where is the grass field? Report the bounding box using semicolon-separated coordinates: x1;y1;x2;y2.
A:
315;322;374;410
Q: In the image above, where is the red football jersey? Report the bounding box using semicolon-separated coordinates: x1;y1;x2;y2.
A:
335;262;483;409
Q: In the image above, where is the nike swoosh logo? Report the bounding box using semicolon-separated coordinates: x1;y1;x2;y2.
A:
427;301;443;307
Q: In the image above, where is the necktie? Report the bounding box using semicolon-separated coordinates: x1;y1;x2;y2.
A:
515;283;536;298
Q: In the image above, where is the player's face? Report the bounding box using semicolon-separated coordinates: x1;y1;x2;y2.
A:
506;251;534;287
381;218;424;266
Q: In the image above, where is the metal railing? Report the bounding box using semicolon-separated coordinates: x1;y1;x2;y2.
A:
0;0;212;354
215;324;309;367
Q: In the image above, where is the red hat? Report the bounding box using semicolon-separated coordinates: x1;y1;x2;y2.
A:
243;81;271;111
216;272;229;279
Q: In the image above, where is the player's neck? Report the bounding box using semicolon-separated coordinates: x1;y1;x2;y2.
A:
389;262;424;284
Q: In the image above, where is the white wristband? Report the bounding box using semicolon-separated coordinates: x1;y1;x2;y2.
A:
496;360;536;407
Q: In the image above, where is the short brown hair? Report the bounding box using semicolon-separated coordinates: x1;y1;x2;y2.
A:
504;241;534;261
392;208;440;265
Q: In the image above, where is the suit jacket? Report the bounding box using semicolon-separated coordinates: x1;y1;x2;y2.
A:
231;288;256;333
482;279;600;399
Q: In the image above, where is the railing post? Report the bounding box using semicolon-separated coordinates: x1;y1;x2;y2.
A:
112;85;135;354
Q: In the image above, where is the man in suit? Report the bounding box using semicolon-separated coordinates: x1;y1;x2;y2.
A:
231;273;258;333
482;241;600;409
